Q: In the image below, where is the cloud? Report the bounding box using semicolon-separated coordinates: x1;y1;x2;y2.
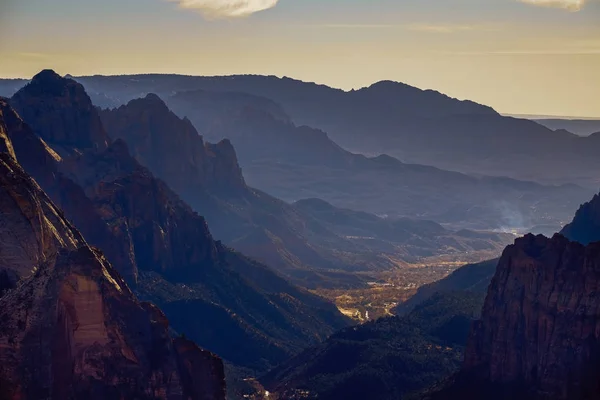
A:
518;0;586;11
168;0;279;18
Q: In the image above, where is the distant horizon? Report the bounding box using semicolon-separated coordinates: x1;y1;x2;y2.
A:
3;0;599;118
3;70;599;120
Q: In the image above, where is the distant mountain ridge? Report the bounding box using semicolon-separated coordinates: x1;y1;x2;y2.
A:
31;72;598;187
534;118;600;137
161;89;592;231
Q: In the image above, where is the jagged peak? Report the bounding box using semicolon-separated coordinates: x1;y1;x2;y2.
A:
131;92;169;109
10;69;110;151
560;192;600;245
18;69;82;98
31;69;63;83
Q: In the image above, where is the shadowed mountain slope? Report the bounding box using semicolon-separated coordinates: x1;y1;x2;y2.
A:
394;258;498;316
98;94;511;288
4;71;350;372
97;94;391;288
261;291;485;400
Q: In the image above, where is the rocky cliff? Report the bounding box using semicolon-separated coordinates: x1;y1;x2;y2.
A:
6;70;349;371
10;69;109;153
0;97;139;283
435;233;600;400
99;94;246;195
0;151;225;400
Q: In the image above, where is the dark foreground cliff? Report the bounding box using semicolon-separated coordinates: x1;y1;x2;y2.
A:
0;152;226;400
433;233;600;400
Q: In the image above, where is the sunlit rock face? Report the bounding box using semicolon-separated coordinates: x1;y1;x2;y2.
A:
0;149;226;400
435;233;600;400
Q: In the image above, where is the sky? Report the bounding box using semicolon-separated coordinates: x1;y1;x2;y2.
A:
1;0;599;117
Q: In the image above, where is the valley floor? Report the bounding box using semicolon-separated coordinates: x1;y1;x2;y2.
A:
316;249;502;322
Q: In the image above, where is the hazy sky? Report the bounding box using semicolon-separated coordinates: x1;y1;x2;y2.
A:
1;0;599;117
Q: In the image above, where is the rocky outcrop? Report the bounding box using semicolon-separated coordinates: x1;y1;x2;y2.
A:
99;94;246;196
0;150;82;294
561;193;600;245
0;97;138;284
63;138;220;282
0;152;226;400
435;233;600;400
10;69;109;153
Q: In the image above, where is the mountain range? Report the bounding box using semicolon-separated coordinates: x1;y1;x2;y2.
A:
19;73;599;187
2;75;593;230
534;118;600;137
163;90;591;231
95;91;514;288
1;70;350;373
4;69;600;400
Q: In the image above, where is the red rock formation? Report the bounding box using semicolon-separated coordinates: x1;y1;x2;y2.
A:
0;152;226;400
436;233;600;400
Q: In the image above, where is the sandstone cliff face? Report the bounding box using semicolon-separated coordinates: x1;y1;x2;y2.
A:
0;97;139;284
561;193;600;245
0;150;82;294
10;69;109;153
99;94;246;196
437;233;600;400
0;152;226;400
